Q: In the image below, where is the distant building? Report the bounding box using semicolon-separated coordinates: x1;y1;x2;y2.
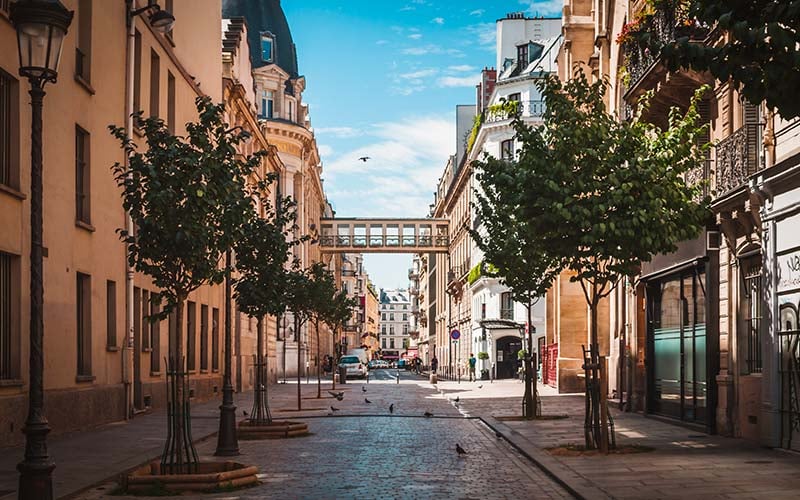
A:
378;289;412;361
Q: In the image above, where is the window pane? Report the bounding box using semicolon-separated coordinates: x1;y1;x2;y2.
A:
261;35;273;62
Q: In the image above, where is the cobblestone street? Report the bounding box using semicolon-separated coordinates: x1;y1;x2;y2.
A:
73;373;571;499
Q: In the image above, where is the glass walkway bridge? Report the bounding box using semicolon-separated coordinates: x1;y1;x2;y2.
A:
318;218;450;253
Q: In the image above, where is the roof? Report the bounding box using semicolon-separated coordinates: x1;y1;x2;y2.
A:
222;0;299;77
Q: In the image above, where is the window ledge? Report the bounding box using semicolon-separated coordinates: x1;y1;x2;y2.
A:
75;220;96;233
150;371;162;377
106;345;119;352
200;369;208;374
212;369;219;373
74;74;96;95
188;370;197;374
0;379;23;387
76;375;96;383
142;347;153;353
0;183;26;200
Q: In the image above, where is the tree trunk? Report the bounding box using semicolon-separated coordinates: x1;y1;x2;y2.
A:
316;317;321;399
529;301;539;416
296;314;302;411
590;296;602;449
522;299;536;418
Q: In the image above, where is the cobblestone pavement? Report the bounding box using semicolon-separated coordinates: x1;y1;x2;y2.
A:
438;379;800;500
72;372;572;499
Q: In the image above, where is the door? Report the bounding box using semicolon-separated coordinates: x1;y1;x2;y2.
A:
778;293;800;451
648;267;707;424
496;336;522;379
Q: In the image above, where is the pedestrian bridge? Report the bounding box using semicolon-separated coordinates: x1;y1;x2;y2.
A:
318;218;449;253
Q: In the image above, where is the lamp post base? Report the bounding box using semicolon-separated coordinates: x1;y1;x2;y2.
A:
214;384;239;457
17;420;55;500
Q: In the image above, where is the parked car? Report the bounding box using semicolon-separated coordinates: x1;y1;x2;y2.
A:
339;355;367;379
368;359;381;370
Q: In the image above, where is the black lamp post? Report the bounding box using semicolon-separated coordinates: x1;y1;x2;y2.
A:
10;1;73;499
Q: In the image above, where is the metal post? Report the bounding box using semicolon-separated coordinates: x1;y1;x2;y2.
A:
215;251;239;456
18;83;55;500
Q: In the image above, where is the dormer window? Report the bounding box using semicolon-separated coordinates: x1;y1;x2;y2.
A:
260;33;275;63
516;43;528;70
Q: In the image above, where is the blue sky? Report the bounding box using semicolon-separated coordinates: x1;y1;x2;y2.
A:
281;0;562;289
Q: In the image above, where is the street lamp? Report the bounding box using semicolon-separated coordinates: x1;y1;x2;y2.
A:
10;1;73;498
128;0;175;33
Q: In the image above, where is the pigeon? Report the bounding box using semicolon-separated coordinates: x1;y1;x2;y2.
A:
423;411;433;418
242;410;248;417
389;403;394;414
336;394;344;401
365;398;372;404
477;385;483;389
358;156;371;162
362;386;367;393
456;444;468;455
330;406;340;412
455;396;460;403
328;391;344;399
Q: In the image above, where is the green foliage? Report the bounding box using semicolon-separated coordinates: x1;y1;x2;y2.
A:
642;0;800;119
466;113;484;154
477;351;490;360
233;191;304;320
109;97;259;318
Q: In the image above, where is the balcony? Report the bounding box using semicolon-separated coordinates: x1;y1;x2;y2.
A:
715;124;763;197
484;100;546;125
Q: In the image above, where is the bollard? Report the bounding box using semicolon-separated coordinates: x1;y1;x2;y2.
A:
429;372;437;384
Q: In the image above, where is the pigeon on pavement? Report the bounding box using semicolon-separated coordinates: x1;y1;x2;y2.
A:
477;385;483;389
389;403;394;414
455;396;460;403
365;398;372;404
456;444;468;455
328;391;344;399
423;411;433;418
362;386;367;393
330;406;340;412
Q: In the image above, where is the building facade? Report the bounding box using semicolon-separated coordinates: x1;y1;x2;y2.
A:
378;289;411;362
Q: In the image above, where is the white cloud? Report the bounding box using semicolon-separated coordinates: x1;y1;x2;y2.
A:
399;68;438;79
519;0;563;17
401;44;464;57
467;23;496;51
447;64;476;72
470;9;485;16
317;144;334;158
408;33;423;40
315;126;362;138
437;74;480;87
399;5;415;11
376;39;389;45
431;17;445;25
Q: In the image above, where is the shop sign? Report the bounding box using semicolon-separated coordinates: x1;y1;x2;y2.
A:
778;249;800;293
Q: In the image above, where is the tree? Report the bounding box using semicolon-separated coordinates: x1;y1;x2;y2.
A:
304;262;339;399
323;286;359;390
498;72;710;449
110;97;257;472
635;0;800;119
285;264;316;410
470;125;564;418
233;187;301;424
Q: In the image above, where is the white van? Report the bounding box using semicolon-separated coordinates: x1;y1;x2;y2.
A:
346;348;369;366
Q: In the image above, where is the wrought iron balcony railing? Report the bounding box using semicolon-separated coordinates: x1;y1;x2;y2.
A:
484;100;546;124
715;123;763;196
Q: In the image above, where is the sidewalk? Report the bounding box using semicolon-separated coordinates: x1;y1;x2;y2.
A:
437;379;800;499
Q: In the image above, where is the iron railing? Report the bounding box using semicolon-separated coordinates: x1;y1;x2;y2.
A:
320;234;448;248
715;123;762;195
484;100;546;124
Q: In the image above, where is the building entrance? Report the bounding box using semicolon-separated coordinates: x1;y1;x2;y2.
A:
496;336;522;379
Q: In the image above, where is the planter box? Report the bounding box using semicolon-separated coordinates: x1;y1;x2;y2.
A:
123;461;259;493
237;419;309;439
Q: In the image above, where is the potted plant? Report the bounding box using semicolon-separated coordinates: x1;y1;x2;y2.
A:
480;368;490;381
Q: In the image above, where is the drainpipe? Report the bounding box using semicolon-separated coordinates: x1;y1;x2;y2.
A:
122;0;137;419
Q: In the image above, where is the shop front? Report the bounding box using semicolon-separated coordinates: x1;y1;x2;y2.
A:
642;233;719;432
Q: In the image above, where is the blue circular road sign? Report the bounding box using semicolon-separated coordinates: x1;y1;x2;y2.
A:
450;329;460;340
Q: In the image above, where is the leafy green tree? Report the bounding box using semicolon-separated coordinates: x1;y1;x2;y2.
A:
471;142;564;418
636;0;800;119
234;188;301;424
303;262;340;398
484;72;710;448
285;264;317;410
109;97;257;471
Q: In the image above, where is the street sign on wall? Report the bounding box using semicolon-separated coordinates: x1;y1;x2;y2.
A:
450;329;460;340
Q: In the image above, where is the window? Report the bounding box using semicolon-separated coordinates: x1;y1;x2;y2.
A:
381;325;386;334
501;139;514;161
741;257;763;374
500;292;513;320
402;313;407;321
389;325;395;334
1;66;20;190
75;126;90;224
382;339;386;348
75;0;92;83
381;312;386;320
212;307;220;371
390;313;395;321
481;303;486;319
141;290;150;349
200;304;208;371
106;281;117;348
517;44;529;69
259;90;274;119
187;301;196;371
288;100;294;122
508;92;521;103
149;49;160;118
150;296;161;373
167;71;176;134
403;305;407;310
390;338;395;349
403;324;409;334
164;0;174;39
76;273;92;377
0;251;20;380
261;33;274;62
133;30;142;113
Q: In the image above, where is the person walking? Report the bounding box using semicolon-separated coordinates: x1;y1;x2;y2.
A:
468;353;477;382
431;355;439;374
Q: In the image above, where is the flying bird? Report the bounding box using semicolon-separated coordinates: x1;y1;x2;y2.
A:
365;398;372;404
358;156;371;162
389;403;394;414
456;444;468;455
330;406;340;412
424;411;433;418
